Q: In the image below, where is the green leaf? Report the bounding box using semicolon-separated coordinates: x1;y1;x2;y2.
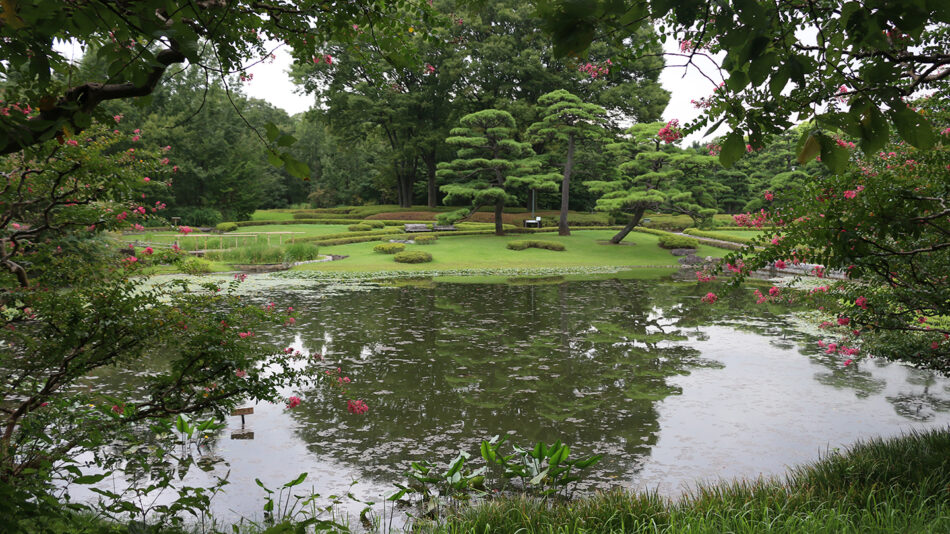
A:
283;154;311;180
283;472;307;488
796;132;821;164
816;133;850;173
73;473;109;485
267;151;283;168
276;134;297;147
889;106;935;149
719;132;746;167
264;122;280;142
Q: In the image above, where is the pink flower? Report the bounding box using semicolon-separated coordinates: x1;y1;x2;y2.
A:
774;260;787;269
764;190;773;202
133;128;140;134
66;139;78;146
855;296;867;309
163;145;171;151
179;225;193;235
131;135;140;142
113;115;122;123
286;396;302;409
143;177;150;183
701;292;718;304
843;190;857;199
144;246;153;255
112;404;123;414
283;347;294;354
843;359;853;366
933;342;940;350
235;369;247;378
234;273;247;282
171;243;182;252
825;343;838;354
238;331;253;338
172;165;179;172
918;317;927;323
837;317;850;326
347;399;369;414
160;158;169;165
768;286;780;297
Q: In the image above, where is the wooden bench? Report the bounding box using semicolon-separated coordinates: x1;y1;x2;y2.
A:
404;224;432;232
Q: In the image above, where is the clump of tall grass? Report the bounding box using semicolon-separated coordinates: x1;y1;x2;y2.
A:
206;244;284;264
436;429;950;533
281;243;321;263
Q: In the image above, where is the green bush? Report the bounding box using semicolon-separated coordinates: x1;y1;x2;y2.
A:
413;235;438;244
657;234;699;249
373;242;406;254
366;220;386;229
348;223;372;232
394;251;433;263
282;243;321;263
507;240;566;251
216;222;238;233
179;257;213;274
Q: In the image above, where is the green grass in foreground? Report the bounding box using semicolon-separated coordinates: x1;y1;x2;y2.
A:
294;230;722;273
433;428;950;533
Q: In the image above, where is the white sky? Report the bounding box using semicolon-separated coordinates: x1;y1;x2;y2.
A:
241;38;727;145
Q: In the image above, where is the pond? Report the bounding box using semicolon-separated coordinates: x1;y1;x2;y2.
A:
78;274;950;525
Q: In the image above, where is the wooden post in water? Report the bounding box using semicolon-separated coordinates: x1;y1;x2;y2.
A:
230;406;254;439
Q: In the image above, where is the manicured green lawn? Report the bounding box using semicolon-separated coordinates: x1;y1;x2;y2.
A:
250;209;295;220
295;230;723;273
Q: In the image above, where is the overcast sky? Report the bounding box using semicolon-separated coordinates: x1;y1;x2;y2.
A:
240;36;727;145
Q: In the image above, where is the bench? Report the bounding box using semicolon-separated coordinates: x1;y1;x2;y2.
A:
404;224;432;233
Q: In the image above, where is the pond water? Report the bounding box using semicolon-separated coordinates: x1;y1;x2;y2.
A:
78;274;950;525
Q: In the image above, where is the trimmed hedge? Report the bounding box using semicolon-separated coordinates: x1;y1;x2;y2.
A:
373;243;406;254
413;235;438;244
683;228;757;245
507;240;566;251
394;251;432;263
291;212;362;220
215;222;238;233
233;219;431;227
658;234;700;249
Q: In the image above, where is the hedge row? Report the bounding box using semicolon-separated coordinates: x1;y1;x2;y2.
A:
291;228;404;245
234;219;431;227
658;234;700;249
683;228;757;244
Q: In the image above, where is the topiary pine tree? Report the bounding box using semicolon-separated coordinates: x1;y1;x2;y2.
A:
586;122;707;243
527;90;609;236
437;109;556;235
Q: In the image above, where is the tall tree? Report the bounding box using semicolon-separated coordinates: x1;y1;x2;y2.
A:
437;109;555;235
527;90;607;235
586;122;710;243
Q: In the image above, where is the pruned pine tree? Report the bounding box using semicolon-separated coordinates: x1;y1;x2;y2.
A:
586;122;706;244
527;90;608;236
437;110;556;235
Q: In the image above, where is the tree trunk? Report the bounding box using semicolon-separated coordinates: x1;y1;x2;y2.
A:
559;134;575;236
610;207;646;244
423;152;438;208
494;197;505;236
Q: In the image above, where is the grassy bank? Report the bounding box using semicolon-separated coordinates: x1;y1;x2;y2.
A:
433;428;950;533
293;230;722;273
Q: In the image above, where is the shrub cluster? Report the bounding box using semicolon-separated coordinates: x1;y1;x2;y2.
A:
413;235;438;245
179;257;213;274
216;222;238;233
373;243;406;254
348;223;372;232
657;234;700;249
394;251;433;263
507;240;566;251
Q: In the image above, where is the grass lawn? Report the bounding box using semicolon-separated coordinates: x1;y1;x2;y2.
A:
250;209;295;221
118;225;352;248
294;230;722;273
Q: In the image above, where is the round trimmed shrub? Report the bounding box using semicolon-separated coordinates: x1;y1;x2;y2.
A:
507;240;566;251
373;242;406;254
366;220;386;229
348;223;372;232
657;234;699;249
393;250;432;263
180;257;213;275
216;222;239;233
414;235;438;245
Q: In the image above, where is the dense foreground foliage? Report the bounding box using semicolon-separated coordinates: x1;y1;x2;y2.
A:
434;428;950;533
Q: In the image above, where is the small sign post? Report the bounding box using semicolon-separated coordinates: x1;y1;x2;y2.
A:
230;407;254;439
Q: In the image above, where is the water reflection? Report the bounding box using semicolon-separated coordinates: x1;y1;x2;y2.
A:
79;276;950;521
